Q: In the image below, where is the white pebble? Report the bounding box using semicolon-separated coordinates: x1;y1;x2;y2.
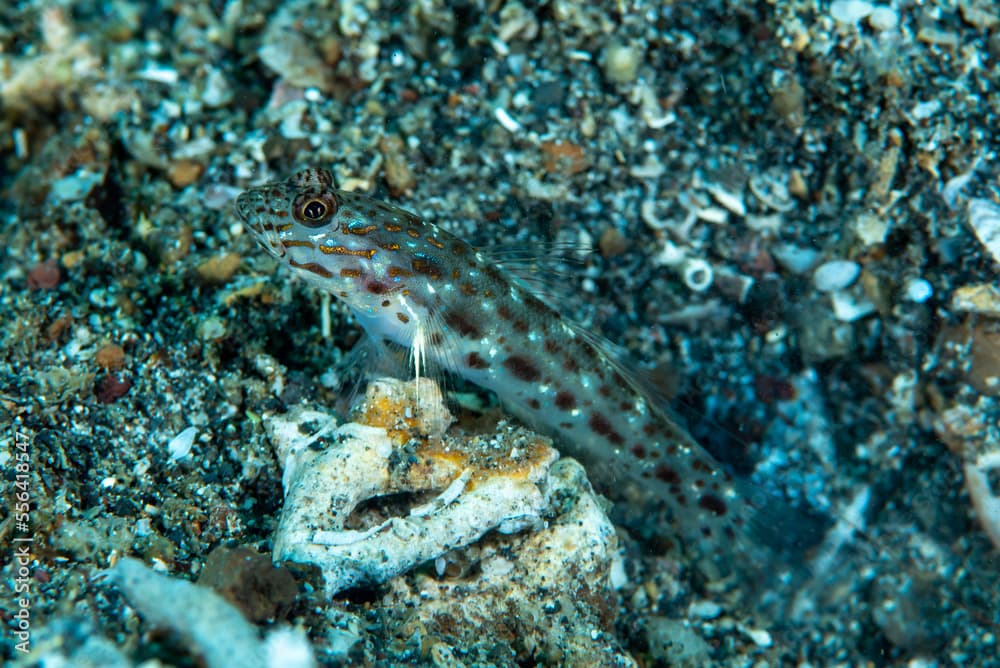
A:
903;278;933;303
831;290;877;322
744;627;773;648
813;260;861;292
868;6;899;31
168;426;198;461
772;243;819;274
689;600;723;619
830;0;874;24
603;41;641;84
910;99;942;121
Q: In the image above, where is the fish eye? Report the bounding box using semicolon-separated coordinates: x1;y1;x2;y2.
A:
303;200;327;220
292;192;338;227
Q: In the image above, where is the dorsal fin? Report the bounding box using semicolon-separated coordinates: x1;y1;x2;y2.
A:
480;240;594;310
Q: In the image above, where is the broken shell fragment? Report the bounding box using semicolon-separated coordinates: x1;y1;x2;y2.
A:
968;198;1000;264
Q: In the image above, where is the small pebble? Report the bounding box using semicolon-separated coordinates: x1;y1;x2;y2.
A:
744;627;773;648
903;278;933;303
168;159;204;188
196;253;241;284
603;41;641;84
198;316;228;341
688;600;722;619
951;284;1000;317
830;0;874;24
95;344;126;370
772;243;819;274
599;227;627;258
813;260;861;292
831;290;877;322
541;140;589;175
197;545;298;622
95;374;132;403
867;7;899;32
28;259;62;290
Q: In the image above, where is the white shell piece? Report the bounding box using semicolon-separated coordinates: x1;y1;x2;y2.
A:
830;289;877;322
167;426;198;461
814;260;861;292
682;258;714;292
494;107;522;133
968;198;1000;264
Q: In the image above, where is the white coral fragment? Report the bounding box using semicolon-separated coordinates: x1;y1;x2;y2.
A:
109;558;278;668
963;451;1000;551
269;378;562;597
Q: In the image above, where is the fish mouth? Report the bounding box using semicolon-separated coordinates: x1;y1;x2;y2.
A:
235;190;286;258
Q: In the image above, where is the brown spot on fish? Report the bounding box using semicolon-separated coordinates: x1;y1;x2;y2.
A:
426;236;445;249
466;352;489;369
698;494;728;517
460;283;477;296
503;355;541;382
367;281;391;294
388;265;413;279
319;245;376;259
554;390;576;411
598;385;611;397
544;339;560;354
347;223;378;235
630;443;647;459
385;222;402;232
340;268;363;278
496;304;513;320
452;243;467;255
527;398;541;410
281;239;315;249
411;254;443;280
288;260;333;278
482;264;504;283
444;310;481;338
381;299;391;307
563;356;579;373
379;242;400;251
525;295;550;316
654;464;681;485
397;312;410;324
406;228;421;238
588;412;624;445
513;319;529;333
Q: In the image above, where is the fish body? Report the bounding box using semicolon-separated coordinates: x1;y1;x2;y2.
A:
237;168;769;561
